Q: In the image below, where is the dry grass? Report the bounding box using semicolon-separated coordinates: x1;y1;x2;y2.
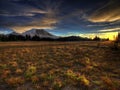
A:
0;41;120;90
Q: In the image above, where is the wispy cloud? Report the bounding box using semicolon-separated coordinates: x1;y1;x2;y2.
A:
88;0;120;23
0;0;47;17
99;27;120;32
87;24;109;27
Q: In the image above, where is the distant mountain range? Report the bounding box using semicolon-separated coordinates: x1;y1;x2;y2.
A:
8;29;58;39
0;28;108;41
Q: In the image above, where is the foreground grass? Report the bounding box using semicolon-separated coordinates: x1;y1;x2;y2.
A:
0;41;120;90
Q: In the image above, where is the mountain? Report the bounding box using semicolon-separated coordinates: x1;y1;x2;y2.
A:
57;36;92;41
9;31;21;35
22;29;58;39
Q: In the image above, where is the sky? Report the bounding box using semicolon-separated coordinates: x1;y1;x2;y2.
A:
0;0;120;40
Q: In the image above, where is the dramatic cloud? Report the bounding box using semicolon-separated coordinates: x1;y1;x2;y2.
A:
88;0;120;23
0;0;119;39
11;8;60;32
0;0;61;32
0;0;47;17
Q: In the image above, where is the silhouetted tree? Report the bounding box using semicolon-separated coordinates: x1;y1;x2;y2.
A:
25;35;31;40
116;32;120;42
0;34;7;41
32;35;40;41
93;36;101;41
0;34;94;42
113;32;120;50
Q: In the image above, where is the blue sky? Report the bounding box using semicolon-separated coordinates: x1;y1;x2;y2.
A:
0;0;120;39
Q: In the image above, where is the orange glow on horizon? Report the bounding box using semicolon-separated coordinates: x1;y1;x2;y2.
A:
79;32;118;40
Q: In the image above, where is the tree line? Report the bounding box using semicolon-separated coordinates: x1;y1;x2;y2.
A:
0;34;109;42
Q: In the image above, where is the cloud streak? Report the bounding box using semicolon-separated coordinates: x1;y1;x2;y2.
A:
88;0;120;23
0;0;47;17
99;27;120;32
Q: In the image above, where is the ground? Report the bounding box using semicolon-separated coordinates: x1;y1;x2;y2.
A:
0;41;120;90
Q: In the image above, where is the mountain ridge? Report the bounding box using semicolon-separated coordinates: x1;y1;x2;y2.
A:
8;29;58;39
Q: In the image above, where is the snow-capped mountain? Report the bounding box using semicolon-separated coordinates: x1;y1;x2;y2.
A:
22;29;58;39
9;31;21;35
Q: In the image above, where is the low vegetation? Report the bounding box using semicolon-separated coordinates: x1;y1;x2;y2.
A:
0;41;120;90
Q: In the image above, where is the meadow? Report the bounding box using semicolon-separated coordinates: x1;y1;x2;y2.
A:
0;41;120;90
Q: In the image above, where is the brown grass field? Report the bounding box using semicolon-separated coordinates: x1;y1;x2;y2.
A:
0;41;120;90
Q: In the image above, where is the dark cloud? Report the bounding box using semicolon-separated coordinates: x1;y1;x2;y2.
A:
0;0;46;17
